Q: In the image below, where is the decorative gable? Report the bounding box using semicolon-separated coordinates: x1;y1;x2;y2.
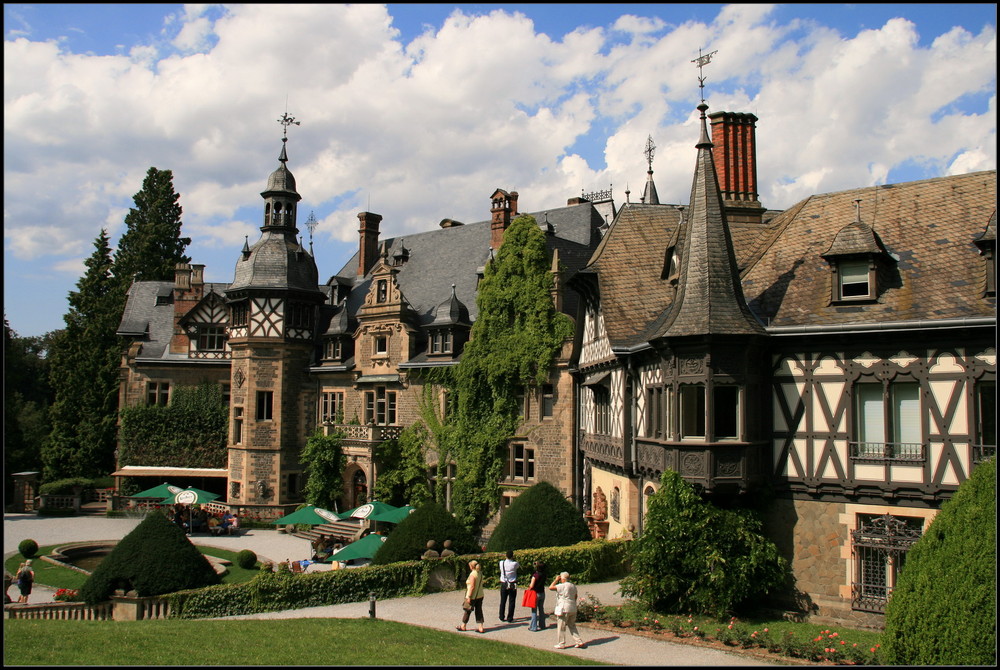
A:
821;205;894;303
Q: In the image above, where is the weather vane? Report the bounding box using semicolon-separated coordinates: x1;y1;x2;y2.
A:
278;112;300;139
644;135;656;171
691;48;718;102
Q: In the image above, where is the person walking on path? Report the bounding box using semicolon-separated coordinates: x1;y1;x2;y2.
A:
549;571;586;649
498;550;520;622
456;559;486;634
527;560;547;631
16;560;35;604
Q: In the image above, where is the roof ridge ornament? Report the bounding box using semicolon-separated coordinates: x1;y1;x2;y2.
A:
277;112;300;163
691;48;718;104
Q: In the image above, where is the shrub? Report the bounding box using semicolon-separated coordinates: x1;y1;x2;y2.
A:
18;539;38;559
38;477;96;495
371;501;479;565
619;469;787;617
881;458;996;666
80;511;220;604
235;549;258;570
485;481;590;552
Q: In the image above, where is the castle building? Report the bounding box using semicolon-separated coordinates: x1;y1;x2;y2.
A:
116;100;995;625
571;102;996;624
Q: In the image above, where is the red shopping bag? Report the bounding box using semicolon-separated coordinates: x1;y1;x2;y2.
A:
522;588;537;608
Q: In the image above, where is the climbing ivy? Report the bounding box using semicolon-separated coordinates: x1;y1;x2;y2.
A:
371;423;433;508
300;428;346;511
117;383;228;468
437;214;573;531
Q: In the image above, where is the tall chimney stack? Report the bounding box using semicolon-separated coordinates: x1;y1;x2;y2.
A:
490;189;519;250
357;211;383;277
709;111;764;225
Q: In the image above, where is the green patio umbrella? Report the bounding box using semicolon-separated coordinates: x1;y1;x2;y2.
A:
160;487;220;505
129;483;183;499
371;505;415;523
272;505;341;526
328;533;387;562
343;501;401;520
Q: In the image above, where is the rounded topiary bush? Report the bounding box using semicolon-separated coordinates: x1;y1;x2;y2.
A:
18;539;38;559
371;501;479;565
882;458;996;666
79;511;220;604
236;549;257;570
485;481;590;552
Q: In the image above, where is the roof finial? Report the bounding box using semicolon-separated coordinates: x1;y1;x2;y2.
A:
691;48;718;104
644;135;656;172
277;112;300;163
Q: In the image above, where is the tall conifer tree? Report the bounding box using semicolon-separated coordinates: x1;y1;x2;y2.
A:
112;167;190;291
44;230;122;479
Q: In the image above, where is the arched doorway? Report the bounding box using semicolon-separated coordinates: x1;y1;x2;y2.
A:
351;469;368;509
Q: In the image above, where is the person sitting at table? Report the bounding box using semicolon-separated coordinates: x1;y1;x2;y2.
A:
220;511;234;532
207;514;222;535
228;514;240;535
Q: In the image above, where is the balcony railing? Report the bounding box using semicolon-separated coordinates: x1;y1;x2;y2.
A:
972;444;997;465
322;423;403;442
849;441;924;463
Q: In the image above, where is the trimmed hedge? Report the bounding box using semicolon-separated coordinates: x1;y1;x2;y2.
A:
18;539;38;559
881;458;996;665
235;550;257;570
371;501;479;565
485;481;590;552
80;512;220;604
169;538;629;619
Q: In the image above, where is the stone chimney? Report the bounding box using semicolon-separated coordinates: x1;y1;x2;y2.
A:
709;111;764;225
490;189;519;250
171;263;201;354
358;211;383;277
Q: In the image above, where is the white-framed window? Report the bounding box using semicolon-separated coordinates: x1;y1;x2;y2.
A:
232;406;243;444
837;259;873;300
230;301;249;327
506;443;536;482
147;382;170;406
374;335;388;356
852;381;923;461
541;384;555;418
319;391;344;424
198;324;226;351
364;386;396;425
324;338;342;360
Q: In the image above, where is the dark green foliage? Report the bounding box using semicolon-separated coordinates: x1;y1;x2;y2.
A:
371;423;432;508
300;429;347;511
437;215;573;530
235;550;258;570
18;539;38;559
485;481;590;551
881;458;996;666
80;512;219;604
38;477;104;495
371;502;480;565
117;383;229;468
3;318;53;502
43;231;122;480
620;469;787;617
112;167;190;288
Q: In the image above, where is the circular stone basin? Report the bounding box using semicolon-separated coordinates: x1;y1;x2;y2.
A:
49;542;118;575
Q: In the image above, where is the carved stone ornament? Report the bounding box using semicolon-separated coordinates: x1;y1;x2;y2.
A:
234;368;246;388
592;486;608;521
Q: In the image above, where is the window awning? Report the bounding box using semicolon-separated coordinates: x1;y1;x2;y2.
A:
581;370;611;386
112;466;229;479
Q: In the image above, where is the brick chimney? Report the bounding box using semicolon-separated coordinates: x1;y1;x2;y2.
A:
171;263;200;354
357;211;383;277
490;189;518;250
709;111;764;224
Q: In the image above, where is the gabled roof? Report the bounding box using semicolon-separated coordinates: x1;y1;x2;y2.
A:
117;282;229;361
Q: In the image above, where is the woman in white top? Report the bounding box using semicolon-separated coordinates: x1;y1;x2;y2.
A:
548;571;585;649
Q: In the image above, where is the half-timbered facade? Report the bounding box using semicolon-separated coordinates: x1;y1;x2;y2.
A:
570;101;996;624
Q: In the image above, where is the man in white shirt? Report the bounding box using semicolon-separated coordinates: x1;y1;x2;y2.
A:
498;550;520;622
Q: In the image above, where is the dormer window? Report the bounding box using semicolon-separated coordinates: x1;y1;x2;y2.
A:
837;259;873;300
428;330;454;355
974;211;996;297
324;338;342;361
374;334;388;356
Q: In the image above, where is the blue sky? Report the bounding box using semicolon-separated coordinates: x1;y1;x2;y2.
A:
4;4;996;337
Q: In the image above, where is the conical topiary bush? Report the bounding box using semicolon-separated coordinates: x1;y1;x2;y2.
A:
80;512;220;604
371;501;480;565
485;481;589;552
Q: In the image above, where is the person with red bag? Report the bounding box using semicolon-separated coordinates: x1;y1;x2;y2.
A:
525;560;547;631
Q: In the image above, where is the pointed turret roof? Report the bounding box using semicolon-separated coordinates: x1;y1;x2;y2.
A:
649;103;765;339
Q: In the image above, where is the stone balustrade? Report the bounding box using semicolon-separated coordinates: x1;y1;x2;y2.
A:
4;594;173;622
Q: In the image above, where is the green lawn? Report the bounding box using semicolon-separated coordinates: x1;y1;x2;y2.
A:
3;618;604;666
5;543;262;592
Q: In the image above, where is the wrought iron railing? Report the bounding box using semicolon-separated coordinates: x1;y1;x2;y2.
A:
323;424;402;442
850;514;923;613
972;444;996;465
849;441;924;462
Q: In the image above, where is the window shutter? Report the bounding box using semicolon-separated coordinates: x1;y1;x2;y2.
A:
892;383;921;444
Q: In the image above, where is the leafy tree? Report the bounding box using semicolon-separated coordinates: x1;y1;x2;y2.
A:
485;481;590;551
112;167;190;290
80;512;219;604
43;230;122;480
300;428;347;511
371;423;433;508
372;501;480;565
3;317;54;500
620;469;787;617
117;383;229;468
438;215;573;531
881;458;996;665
